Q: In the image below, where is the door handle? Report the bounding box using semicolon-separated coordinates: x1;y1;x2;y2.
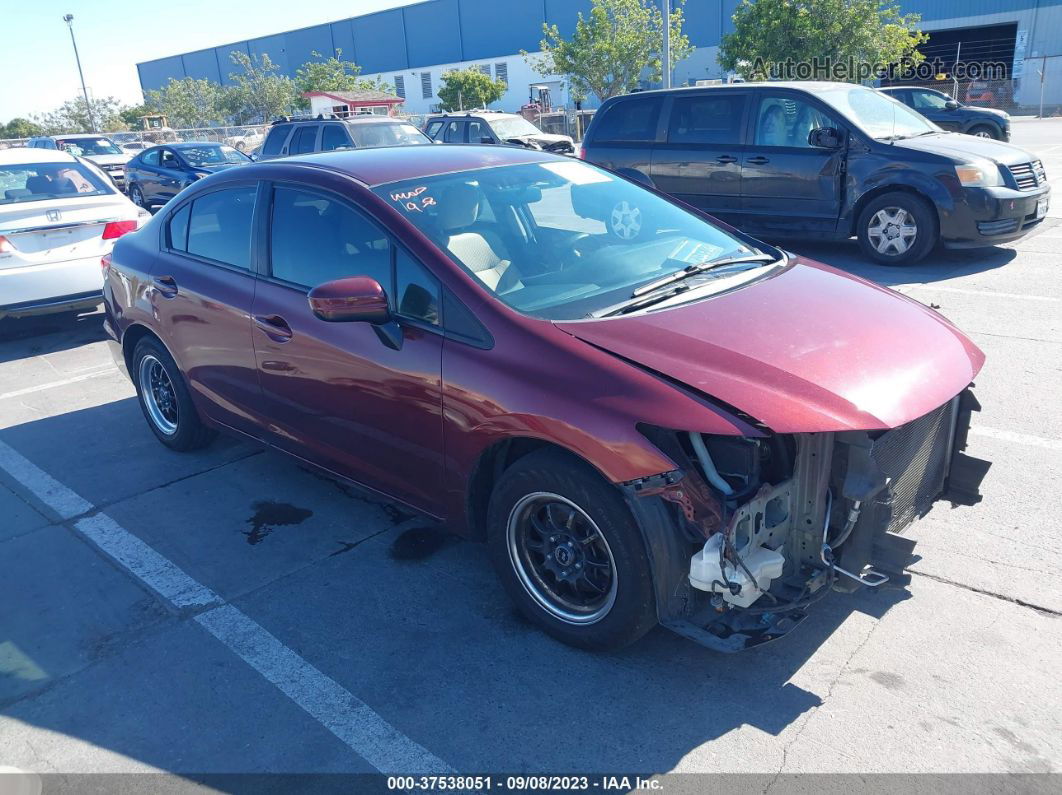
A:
254;314;293;342
153;275;178;298
715;155;737;164
747;156;770;165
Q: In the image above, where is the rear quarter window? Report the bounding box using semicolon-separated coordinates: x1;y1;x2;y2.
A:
261;125;292;156
590;97;663;142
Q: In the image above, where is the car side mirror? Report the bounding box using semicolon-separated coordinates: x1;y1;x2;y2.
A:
808;127;843;149
308;277;390;324
479;136;495;144
945;100;960;110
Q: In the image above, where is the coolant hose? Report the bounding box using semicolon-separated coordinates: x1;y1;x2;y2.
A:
689;432;734;496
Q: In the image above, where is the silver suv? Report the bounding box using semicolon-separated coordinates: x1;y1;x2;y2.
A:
27;134;131;190
256;116;433;161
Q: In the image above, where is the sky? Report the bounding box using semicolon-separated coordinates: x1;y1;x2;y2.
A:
0;0;410;121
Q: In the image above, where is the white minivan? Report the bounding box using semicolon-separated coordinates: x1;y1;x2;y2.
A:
0;148;146;319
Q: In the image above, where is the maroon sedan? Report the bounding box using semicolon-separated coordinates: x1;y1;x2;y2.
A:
103;144;984;652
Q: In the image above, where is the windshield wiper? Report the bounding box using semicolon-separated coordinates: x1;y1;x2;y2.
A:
631;253;778;297
590;253;781;318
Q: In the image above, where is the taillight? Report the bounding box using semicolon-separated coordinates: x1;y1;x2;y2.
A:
577;145;586;160
101;253;112;274
102;220;137;240
0;235;14;253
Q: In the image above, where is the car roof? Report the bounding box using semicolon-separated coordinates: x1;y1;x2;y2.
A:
48;133;111;139
282;143;562;187
0;147;79;165
608;81;863;99
429;112;516;119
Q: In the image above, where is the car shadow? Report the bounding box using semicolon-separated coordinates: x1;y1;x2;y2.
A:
775;238;1017;287
0;307;106;364
0;394;915;776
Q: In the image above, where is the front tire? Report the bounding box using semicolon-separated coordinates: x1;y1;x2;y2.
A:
487;449;657;651
132;337;215;451
968;124;999;140
856;191;937;265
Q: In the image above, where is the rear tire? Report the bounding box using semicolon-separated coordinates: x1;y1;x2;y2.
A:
131;337;215;451
129;183;147;209
487;449;657;651
856;191;938;266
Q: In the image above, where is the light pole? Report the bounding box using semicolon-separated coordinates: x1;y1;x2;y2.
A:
661;0;672;89
63;14;96;133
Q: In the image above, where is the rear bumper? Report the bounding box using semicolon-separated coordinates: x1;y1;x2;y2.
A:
941;184;1050;248
0;290;102;319
0;255;105;318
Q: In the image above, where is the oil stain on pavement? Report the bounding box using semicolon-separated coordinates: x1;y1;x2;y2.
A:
243;500;313;545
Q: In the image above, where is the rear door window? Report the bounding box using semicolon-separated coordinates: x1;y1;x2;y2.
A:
591;97;662;142
142;149;160;166
185;187;257;269
261;125;292;157
667;94;747;145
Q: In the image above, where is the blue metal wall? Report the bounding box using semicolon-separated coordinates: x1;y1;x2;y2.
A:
136;0;1035;93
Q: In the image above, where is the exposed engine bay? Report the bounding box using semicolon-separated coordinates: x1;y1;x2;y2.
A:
628;387;982;651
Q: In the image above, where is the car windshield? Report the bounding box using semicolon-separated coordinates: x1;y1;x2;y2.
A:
349;122;431;148
818;86;938;140
56;137;122;156
0;162;113;204
489;116;542;139
179;144;249;166
374;160;771;320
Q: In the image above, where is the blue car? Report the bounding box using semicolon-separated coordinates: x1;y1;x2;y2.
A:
125;142;252;210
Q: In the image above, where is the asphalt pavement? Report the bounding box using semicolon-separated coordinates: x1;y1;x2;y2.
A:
0;119;1060;785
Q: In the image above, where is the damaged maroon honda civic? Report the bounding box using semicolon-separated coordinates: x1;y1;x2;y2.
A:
103;145;984;652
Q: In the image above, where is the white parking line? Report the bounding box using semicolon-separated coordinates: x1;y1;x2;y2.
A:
197;605;453;774
0;367;116;401
75;514;221;609
0;439;93;519
908;285;1060;302
971;426;1062;451
0;439;452;774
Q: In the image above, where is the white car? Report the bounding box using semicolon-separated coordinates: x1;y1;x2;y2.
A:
0;148;147;319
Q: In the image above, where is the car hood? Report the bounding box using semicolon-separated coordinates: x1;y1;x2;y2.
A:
84;153;132;166
893;132;1030;165
508;132;574;149
554;258;984;433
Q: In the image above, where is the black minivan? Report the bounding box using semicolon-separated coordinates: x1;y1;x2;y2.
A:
581;82;1049;264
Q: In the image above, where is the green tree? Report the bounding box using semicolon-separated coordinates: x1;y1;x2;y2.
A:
525;0;692;102
145;77;223;128
718;0;927;81
119;103;154;129
228;51;297;123
34;96;130;134
437;68;507;111
2;117;44;139
292;50;393;110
